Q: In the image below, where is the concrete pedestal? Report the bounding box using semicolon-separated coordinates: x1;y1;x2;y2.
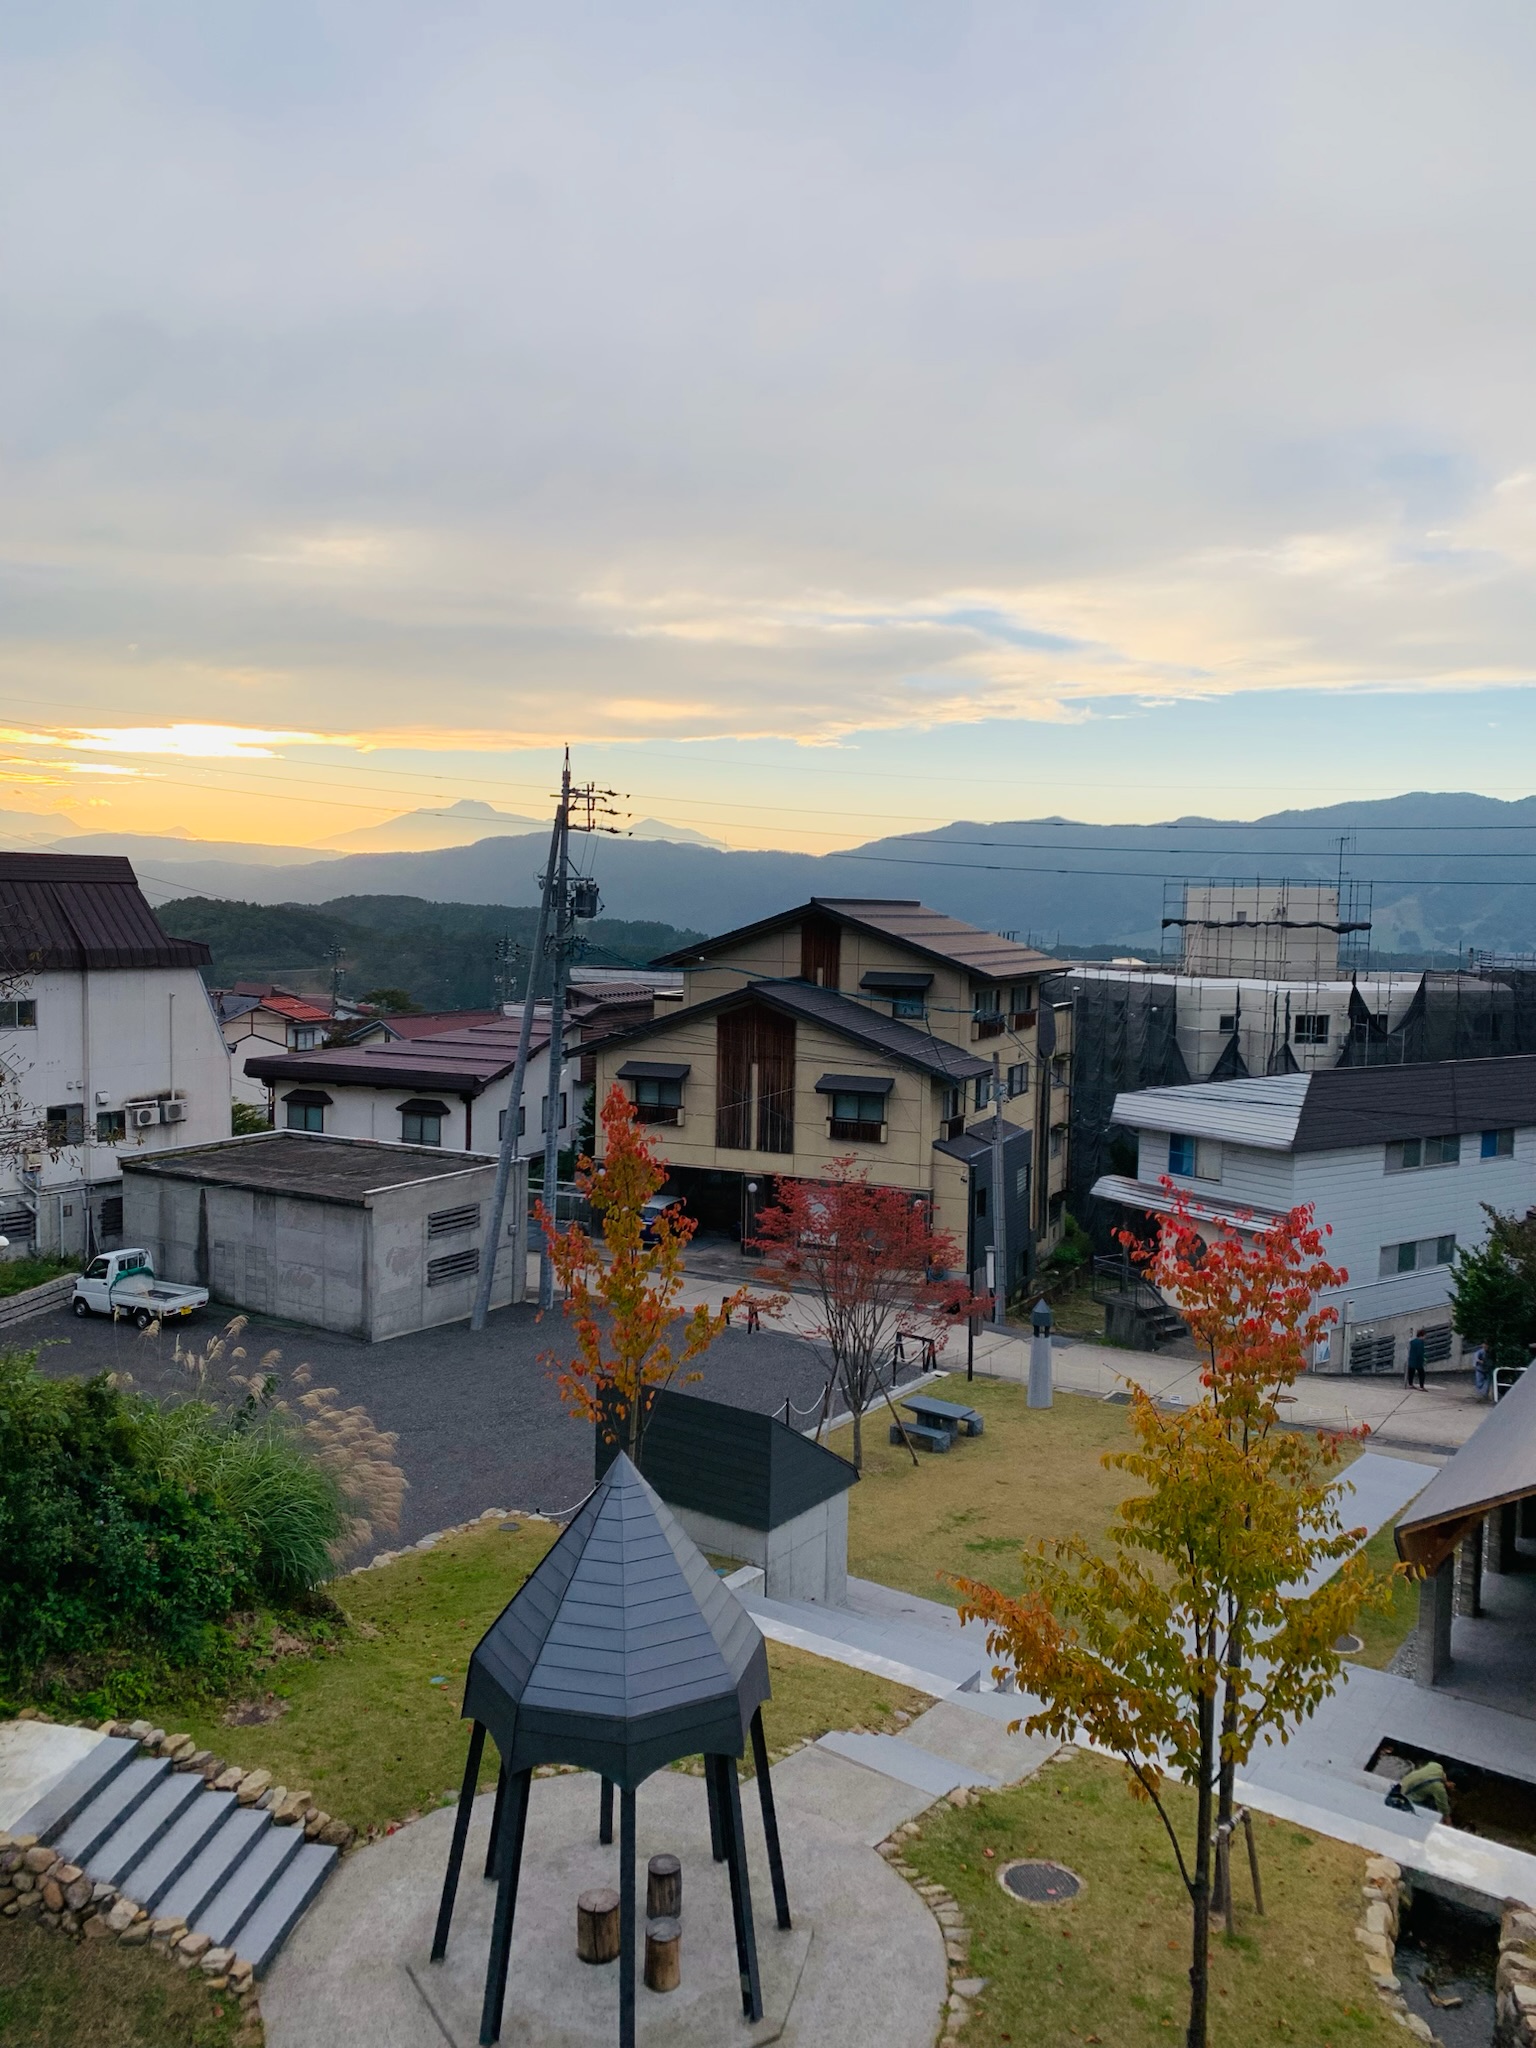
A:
1027;1330;1053;1408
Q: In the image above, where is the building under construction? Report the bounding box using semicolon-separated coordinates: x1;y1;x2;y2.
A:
1054;879;1536;1246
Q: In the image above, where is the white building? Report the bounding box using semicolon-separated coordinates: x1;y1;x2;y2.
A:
0;854;233;1258
1091;1058;1536;1376
214;984;340;1108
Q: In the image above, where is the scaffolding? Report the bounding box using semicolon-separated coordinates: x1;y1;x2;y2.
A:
1159;878;1373;980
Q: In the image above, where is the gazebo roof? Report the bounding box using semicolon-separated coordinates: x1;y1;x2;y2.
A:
463;1452;770;1787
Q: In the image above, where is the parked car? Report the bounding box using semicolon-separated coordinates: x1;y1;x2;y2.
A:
640;1195;684;1245
71;1248;209;1329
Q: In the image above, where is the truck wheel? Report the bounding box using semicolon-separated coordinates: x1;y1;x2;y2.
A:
72;1297;91;1318
133;1307;154;1330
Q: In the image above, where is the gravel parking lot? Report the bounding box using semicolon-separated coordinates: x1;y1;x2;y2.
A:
21;1298;841;1550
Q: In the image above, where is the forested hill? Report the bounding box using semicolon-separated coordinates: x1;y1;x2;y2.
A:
158;896;703;1012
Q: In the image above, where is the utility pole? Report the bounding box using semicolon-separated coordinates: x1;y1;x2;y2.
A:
327;941;346;1010
538;765;573;1311
990;1050;1008;1330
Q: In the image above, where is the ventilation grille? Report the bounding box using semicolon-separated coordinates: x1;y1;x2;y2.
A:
427;1247;480;1285
427;1203;481;1239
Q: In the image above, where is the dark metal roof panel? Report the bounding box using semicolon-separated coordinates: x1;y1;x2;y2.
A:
1294;1056;1536;1152
815;1072;894;1095
655;896;1067;979
244;1044;517;1094
616;1060;691;1080
595;1389;858;1531
0;857;210;972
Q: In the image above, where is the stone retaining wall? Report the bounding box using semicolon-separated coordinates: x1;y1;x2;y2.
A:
1497;1904;1536;2045
0;1274;75;1326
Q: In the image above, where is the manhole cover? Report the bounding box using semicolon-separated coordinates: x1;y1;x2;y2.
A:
1333;1633;1364;1655
999;1859;1083;1904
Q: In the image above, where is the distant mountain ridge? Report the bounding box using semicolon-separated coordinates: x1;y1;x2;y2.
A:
28;789;1536;955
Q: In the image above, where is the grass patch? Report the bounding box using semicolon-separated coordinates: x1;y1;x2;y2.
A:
1349;1519;1417;1670
165;1518;928;1832
848;1380;1139;1606
0;1914;243;2048
0;1254;76;1298
905;1750;1396;2047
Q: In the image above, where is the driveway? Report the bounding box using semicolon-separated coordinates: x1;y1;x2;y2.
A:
20;1300;840;1550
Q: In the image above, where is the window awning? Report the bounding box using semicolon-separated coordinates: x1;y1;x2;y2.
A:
617;1060;691;1081
859;971;934;992
815;1073;894;1096
1089;1172;1286;1235
398;1097;450;1116
281;1088;333;1108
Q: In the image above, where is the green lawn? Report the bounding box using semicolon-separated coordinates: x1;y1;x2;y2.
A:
0;1915;246;2048
0;1253;76;1299
170;1518;926;1833
905;1750;1397;2048
1349;1519;1417;1669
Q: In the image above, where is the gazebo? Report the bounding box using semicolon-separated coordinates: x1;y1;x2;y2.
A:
430;1452;792;2047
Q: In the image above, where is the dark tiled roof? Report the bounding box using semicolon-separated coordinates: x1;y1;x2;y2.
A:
120;1131;495;1203
655;896;1067;981
244;1022;548;1096
1293;1056;1536;1153
0;853;210;972
585;978;990;1084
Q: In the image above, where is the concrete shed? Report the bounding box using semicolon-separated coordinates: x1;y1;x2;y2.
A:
597;1388;858;1604
122;1132;525;1342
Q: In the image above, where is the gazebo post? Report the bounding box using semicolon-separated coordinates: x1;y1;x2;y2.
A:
483;1765;508;1878
430;1720;486;1962
478;1767;531;2048
718;1754;764;2022
599;1775;614;1845
619;1784;637;2048
749;1707;792;1929
705;1753;726;1862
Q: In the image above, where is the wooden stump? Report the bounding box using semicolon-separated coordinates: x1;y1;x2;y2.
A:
577;1887;620;1964
646;1853;681;1921
644;1916;681;1993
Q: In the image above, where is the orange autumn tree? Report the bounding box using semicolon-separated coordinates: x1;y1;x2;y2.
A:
958;1191;1390;2048
540;1084;734;1462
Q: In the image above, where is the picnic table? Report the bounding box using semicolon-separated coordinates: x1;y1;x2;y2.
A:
891;1392;985;1453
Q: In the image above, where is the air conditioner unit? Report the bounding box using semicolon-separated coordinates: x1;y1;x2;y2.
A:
160;1101;187;1124
130;1105;158;1130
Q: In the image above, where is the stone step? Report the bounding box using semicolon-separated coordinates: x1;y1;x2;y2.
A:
52;1756;172;1869
197;1818;304;1951
156;1807;270;1930
817;1729;999;1797
88;1768;207;1890
14;1734;137;1842
236;1843;339;1977
126;1791;240;1915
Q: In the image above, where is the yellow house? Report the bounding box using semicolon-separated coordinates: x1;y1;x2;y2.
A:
586;897;1073;1294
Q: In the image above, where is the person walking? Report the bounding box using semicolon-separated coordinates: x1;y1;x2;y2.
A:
1471;1341;1492;1400
1405;1328;1427;1390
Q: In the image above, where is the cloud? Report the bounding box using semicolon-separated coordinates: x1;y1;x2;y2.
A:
3;2;1536;762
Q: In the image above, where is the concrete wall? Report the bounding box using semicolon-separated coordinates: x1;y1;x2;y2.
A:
669;1493;849;1605
125;1153;524;1342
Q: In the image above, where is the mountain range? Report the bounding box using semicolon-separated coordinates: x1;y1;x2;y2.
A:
12;791;1536;956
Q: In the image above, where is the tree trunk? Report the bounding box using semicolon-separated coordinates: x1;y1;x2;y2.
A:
1187;1682;1216;2048
1214;1605;1242;1911
851;1400;863;1470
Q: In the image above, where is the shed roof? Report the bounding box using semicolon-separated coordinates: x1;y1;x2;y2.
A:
586;978;990;1085
595;1388;857;1532
120;1131;497;1204
1089;1172;1288;1234
1395;1364;1536;1573
0;853;210;973
655;896;1067;982
463;1452;769;1787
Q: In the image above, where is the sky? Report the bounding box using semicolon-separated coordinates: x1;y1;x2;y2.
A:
4;1;1536;851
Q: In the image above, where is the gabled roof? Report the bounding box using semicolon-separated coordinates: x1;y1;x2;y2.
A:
1396;1362;1536;1573
585;977;990;1084
655;896;1067;982
1112;1055;1536;1154
463;1452;770;1786
0;853;210;973
245;1020;552;1097
596;1388;857;1531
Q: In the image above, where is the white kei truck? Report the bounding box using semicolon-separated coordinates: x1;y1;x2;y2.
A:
71;1248;210;1329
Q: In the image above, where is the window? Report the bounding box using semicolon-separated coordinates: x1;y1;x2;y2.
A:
498;1103;528;1141
98;1196;123;1238
1168;1133;1195;1175
891;993;926;1019
291;1026;323;1050
1050;1126;1065;1159
828;1091;886;1142
45;1103;85;1147
1386;1134;1460;1172
1218;1012;1237;1033
0;1000;36;1028
427;1247;480;1285
287;1100;324;1132
402;1109;443;1146
1293;1014;1330;1045
1052;1057;1068;1090
974;1075;991;1112
942;1087;962;1123
973;1183;988;1217
1167;1133;1220;1180
428;1203;481;1238
632;1077;683;1124
1378;1234;1457;1278
1482;1128;1515;1159
540;1092;568;1131
1015;1163;1030;1197
85;1255;109;1280
972;988;1004;1037
1006;1062;1029;1098
96;1109;126;1143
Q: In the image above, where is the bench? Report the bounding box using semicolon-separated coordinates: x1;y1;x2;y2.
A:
901;1394;984;1438
891;1420;952;1453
